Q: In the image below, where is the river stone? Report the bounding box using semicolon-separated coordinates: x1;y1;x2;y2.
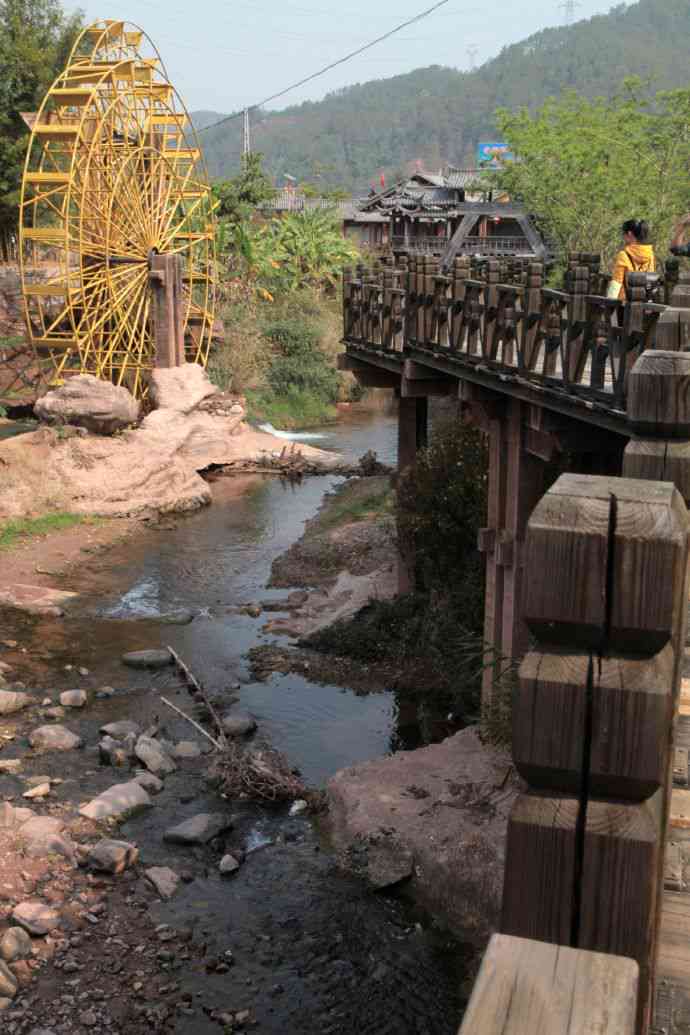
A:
219;854;241;876
99;736;128;767
59;689;87;708
221;713;257;738
160;609;195;625
20;815;76;863
0;960;17;998
79;779;152;822
0;927;32;963
12;901;60;936
22;782;50;799
28;725;82;752
173;740;202;759
100;720;140;739
121;649;173;670
365;837;414;890
135;735;176;776
0;759;22;774
34;374;140;435
135;772;164;794
145;866;180;900
0;690;30;715
88;839;139;874
163;812;232;845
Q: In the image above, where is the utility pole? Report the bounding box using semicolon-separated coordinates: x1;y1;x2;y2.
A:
559;0;580;25
242;108;251;159
466;44;478;71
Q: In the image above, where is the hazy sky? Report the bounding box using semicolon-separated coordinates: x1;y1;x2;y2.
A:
69;0;619;113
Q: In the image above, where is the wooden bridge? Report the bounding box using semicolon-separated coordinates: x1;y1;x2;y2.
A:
340;255;690;1033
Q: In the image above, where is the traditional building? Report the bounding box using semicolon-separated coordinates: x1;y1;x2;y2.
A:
357;169;547;260
255;191;388;252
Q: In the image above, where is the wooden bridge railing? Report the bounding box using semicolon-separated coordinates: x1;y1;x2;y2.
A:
343;256;690;414
458;466;689;1034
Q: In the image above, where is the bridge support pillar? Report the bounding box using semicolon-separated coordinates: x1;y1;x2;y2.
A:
480;397;546;735
396;395;428;593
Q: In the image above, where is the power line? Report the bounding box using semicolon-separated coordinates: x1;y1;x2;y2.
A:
466;44;479;70
559;0;580;25
197;0;450;135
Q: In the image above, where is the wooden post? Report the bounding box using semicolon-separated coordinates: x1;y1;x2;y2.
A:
458;933;638;1035
501;472;688;1034
396;395;428;594
623;350;690;505
150;253;185;369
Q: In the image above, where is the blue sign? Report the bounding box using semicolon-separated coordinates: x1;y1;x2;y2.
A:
477;142;513;165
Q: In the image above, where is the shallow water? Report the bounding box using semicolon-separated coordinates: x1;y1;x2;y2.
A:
0;410;469;1032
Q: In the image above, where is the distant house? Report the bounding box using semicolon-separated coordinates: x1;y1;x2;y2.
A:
357;168;547;261
255;190;388;252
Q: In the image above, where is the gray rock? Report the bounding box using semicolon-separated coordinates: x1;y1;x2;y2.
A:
121;649;172;670
221;713;257;738
12;900;61;936
0;960;16;998
88;839;139;874
0;997;11;1011
20;816;76;863
99;736;128;767
59;689;87;708
289;799;308;817
160;609;195;625
0;759;22;774
163;812;232;846
100;720;140;739
0;927;32;962
173;740;202;759
365;837;414;891
96;686;116;699
34;373;140;435
79;780;152;822
0;689;30;715
219;854;241;876
41;706;65;720
134;771;164;794
28;725;82;752
27;1029;57;1035
145;866;180;900
135;735;176;776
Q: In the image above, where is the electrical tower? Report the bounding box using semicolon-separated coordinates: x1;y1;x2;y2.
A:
559;0;580;25
242;108;251;158
466;44;478;70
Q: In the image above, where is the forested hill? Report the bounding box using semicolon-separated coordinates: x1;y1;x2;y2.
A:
194;0;690;192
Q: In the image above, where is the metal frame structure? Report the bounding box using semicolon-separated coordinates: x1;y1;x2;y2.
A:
19;19;216;397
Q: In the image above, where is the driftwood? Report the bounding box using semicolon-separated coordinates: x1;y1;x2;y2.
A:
212;742;306;802
159;695;223;751
166;645;228;750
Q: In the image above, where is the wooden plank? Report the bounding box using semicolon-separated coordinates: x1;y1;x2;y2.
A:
458;933;638;1035
501;791;578;944
627;351;690;439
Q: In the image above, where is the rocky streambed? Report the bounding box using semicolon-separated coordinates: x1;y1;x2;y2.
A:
0;411;487;1034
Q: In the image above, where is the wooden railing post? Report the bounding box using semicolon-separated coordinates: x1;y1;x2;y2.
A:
500;472;688;1033
623;350;690;506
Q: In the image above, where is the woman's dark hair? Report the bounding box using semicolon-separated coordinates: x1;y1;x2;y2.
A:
622;218;650;243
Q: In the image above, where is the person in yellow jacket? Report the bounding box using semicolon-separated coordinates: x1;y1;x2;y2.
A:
607;219;656;300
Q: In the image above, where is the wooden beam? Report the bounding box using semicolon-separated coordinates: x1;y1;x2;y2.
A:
458;934;638;1035
400;376;455;397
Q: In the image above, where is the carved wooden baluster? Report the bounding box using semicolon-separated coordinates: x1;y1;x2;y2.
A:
567;265;589;385
451;255;470;353
502;472;688;1034
484;259;500;360
521;262;543;370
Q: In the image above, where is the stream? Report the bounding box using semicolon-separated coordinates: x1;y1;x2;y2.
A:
0;411;469;1033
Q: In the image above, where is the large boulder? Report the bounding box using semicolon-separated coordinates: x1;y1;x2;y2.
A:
148;363;218;414
327;727;519;947
35;374;140;435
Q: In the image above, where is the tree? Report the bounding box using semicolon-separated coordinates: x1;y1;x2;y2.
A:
0;0;82;258
492;79;690;267
212;152;276;225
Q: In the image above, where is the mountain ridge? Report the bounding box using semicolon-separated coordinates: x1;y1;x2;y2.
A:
193;0;690;191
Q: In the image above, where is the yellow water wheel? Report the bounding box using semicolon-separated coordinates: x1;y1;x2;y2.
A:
19;19;216;398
